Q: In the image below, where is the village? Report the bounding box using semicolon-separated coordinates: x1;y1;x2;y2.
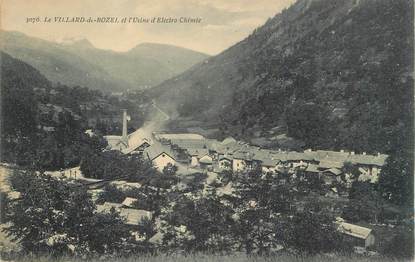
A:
106;110;388;188
88;110;390;253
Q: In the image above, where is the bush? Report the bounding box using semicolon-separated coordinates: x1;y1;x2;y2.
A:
9;170;34;192
97;184;126;204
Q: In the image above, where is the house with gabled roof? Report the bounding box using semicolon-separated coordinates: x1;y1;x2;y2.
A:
250;150;280;174
218;155;233;170
187;148;210;167
232;150;258;172
144;144;176;172
199;155;213;169
232;151;249;172
260;157;280;174
310;150;388;181
321;168;343;184
348;153;388;183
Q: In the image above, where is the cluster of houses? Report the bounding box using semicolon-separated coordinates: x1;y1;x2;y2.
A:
104;110;388;186
100;114;386;249
105;127;388;187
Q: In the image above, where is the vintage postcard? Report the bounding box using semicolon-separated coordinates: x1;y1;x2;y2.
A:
0;0;413;261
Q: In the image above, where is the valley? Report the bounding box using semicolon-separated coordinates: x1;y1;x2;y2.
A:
0;0;413;260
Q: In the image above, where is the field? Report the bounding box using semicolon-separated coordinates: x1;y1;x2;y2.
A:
2;253;411;262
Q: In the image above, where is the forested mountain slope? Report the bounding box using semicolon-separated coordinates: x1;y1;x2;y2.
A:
151;0;413;155
0;52;148;169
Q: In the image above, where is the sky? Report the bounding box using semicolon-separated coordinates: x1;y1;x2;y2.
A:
1;0;295;55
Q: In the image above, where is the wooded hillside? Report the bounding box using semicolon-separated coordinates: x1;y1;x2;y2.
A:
151;0;413;156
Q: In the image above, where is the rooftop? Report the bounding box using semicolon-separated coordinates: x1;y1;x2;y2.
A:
170;139;211;150
337;222;373;240
96;202;152;225
305;164;320;173
122;197;138;208
119;208;152;225
323;168;343;176
221;137;237;145
155;133;205;141
199;155;213;164
144;143;175;161
187;148;209;158
319;160;344;169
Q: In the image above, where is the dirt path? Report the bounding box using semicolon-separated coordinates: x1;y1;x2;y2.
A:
0;164;14;193
0;164;21;253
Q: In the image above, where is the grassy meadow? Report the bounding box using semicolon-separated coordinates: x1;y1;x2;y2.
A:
3;253;412;262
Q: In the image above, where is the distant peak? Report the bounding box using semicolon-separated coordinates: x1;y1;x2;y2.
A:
59;37;94;49
131;42;181;50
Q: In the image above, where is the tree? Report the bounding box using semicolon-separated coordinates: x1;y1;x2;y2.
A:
378;153;413;206
0;191;9;223
218;170;234;185
161;190;235;253
85;209;130;254
282;211;351;254
230;169;293;254
80;151;144;180
137;172;179;218
4;171;129;255
137;217;157;241
97;184;126;204
186;172;208;192
342;181;383;223
162;163;178;176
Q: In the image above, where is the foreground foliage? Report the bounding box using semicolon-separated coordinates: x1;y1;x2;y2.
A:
1;253;409;262
4;172;131;255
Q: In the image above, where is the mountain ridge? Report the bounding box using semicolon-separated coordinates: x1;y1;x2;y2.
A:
1;30;209;92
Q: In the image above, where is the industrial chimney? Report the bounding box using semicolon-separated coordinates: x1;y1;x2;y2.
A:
122;109;130;147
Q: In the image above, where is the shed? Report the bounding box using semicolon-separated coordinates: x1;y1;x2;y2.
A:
96;202;152;226
337;222;375;248
118;208;152;226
